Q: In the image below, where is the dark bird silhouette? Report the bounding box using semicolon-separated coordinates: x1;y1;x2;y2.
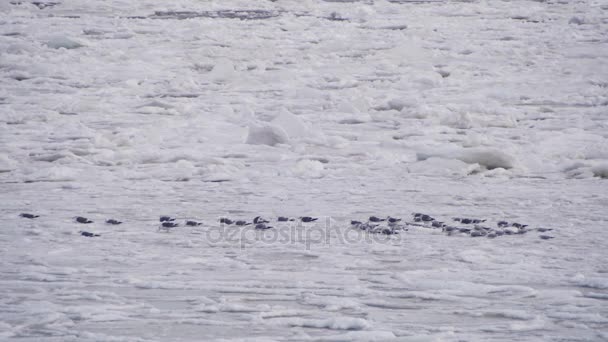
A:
220;218;234;225
255;223;273;230
351;220;362;225
75;216;93;224
497;221;509;227
160;216;175;222
387;217;401;223
253;216;269;224
431;221;444;228
379;227;397;235
300;217;318;223
106;219;122;225
278;216;291;222
470;231;485;237
235;220;251;226
20;213;39;219
420;214;434;222
186;220;202;226
80;231;100;237
357;223;378;231
162;222;179;228
369;216;385;222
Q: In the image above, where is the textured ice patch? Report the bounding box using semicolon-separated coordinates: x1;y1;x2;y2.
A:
0;154;16;172
416;147;515;171
209;58;236;83
45;35;84;49
317;330;396;342
408;157;480;176
282;317;370;331
571;274;608;289
294;159;325;179
457;148;516;170
245;123;290;146
455;309;535;321
22;166;80;182
271;110;310;140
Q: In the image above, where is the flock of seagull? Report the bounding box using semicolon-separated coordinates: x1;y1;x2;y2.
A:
17;212;555;240
350;213;554;239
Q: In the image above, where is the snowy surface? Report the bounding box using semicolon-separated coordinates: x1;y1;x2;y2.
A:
1;0;608;341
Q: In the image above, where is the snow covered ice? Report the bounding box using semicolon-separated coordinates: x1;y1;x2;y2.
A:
1;0;608;341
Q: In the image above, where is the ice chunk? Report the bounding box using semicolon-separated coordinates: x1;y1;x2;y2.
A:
294;159;325;179
209;58;236;83
457;147;516;170
245;123;289;146
45;35;84;49
271;110;309;139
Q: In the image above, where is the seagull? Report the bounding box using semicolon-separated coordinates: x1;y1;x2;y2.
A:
255;223;273;230
357;223;378;231
220;218;234;225
387;217;401;223
75;216;93;224
443;226;458;232
20;213;39;219
497;221;509;227
431;221;445;228
300;216;318;223
253;216;269;224
106;219;122;225
470;230;485;237
377;226;398;235
420;214;434;222
160;216;175;222
161;222;179;228
413;213;434;222
80;231;100;237
278;216;292;222
369;216;385;222
235;220;251;226
186;220;202;226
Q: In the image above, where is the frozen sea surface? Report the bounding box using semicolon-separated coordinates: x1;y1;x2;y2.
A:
1;0;607;341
